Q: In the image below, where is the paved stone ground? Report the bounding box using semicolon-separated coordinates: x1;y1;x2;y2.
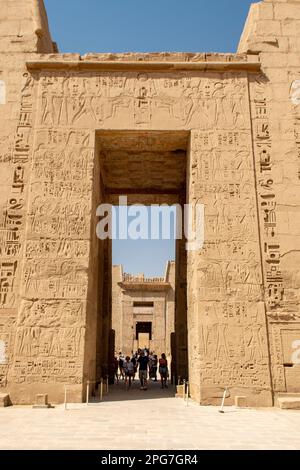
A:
0;381;300;450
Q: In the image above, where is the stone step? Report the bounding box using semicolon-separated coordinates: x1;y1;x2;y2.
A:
0;393;11;407
277;396;300;410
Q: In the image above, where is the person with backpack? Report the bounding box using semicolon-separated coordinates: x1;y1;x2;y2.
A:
159;353;168;389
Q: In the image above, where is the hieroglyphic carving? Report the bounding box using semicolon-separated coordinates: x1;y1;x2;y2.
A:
23;260;88;299
15;327;84;357
198;302;270;388
17;299;85;326
134;73;156;125
249;75;297;392
189;105;269;391
0;72;35;309
25;240;89;259
10;72;95;388
26;127;94;240
195;257;262;302
0;198;24;260
12;300;85;384
290;79;300;180
38;71;250;130
14;72;35;165
2;67;272;400
0;316;16;387
250;74;284;311
0;261;17;308
12;358;84;385
29;196;92;239
269;323;286;391
192;130;253;201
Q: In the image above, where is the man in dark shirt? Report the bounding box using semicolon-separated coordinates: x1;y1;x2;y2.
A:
131;353;137;381
137;350;149;390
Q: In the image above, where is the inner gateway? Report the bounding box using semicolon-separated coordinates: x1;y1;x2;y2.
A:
136;322;152;341
92;130;189;388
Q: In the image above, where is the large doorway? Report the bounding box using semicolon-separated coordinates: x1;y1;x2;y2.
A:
92;130;189;389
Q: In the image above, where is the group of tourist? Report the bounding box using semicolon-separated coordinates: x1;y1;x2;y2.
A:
114;349;169;390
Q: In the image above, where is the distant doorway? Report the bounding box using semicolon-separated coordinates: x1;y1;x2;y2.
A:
136;322;152;349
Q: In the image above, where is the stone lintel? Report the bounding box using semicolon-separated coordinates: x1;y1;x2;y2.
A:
26;60;261;73
118;281;171;291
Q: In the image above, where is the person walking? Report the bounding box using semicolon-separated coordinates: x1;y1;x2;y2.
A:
148;352;154;380
137;350;149;390
118;352;125;380
131;353;137;381
114;355;119;383
124;356;134;390
159;353;168;389
152;354;158;382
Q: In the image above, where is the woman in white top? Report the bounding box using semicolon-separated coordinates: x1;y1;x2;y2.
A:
124;356;134;389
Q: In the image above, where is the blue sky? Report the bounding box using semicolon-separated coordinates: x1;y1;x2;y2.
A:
111;206;177;277
44;0;257;54
43;0;256;276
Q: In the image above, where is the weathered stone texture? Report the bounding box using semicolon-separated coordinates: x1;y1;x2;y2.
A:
239;0;300;401
0;392;10;407
0;0;55;401
0;0;299;406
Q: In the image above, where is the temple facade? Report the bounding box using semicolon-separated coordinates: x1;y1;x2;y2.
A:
112;263;175;357
0;0;299;407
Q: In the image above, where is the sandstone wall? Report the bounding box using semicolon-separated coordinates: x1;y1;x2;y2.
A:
0;0;56;401
0;0;299;405
187;83;272;406
239;0;300;398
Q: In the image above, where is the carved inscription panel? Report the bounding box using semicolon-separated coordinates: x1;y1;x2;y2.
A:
0;69;273;396
0;72;36;312
187;88;270;391
12;300;85;384
248;74;300;393
37;71;250;130
9;72;96;385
